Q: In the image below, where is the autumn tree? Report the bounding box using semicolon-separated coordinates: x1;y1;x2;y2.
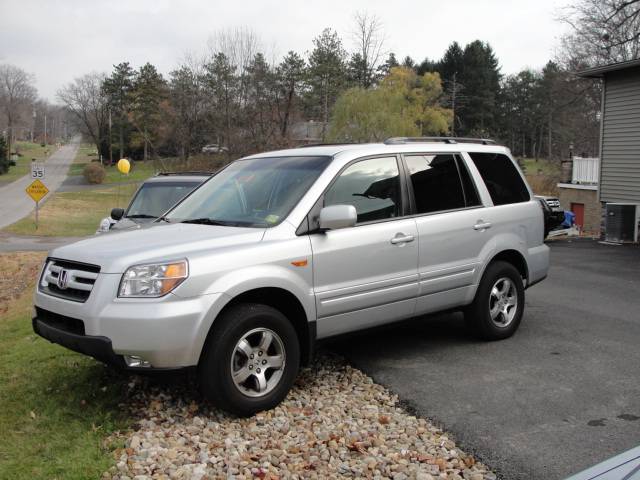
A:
328;67;451;142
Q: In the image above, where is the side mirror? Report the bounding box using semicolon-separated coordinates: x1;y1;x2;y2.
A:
110;207;125;221
319;204;357;231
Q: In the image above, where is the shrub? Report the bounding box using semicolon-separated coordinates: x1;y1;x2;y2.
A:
0;137;9;175
83;162;106;184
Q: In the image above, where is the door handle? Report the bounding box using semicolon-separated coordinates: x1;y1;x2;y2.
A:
390;234;415;244
473;221;492;231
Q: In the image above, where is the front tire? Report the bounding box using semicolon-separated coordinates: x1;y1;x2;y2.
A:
198;303;300;416
465;261;525;340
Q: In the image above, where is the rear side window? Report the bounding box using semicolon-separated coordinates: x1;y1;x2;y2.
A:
405;154;478;214
469;152;530;205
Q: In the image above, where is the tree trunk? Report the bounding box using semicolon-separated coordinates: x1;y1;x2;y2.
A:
119;121;124;160
281;86;294;138
547;111;552;159
143;126;148;162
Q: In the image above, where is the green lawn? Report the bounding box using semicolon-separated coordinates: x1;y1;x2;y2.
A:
5;185;137;237
0;253;128;480
0;142;57;184
518;157;561;176
68;144;156;184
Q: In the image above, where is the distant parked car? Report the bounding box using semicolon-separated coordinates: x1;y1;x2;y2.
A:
96;172;212;234
535;195;564;238
201;144;229;154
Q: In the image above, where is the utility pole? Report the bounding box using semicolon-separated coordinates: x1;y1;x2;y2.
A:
44;113;47;145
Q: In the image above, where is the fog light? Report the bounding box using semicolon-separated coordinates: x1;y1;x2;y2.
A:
124;355;152;368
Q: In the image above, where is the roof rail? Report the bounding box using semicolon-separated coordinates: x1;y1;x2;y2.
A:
156;171;214;176
298;142;361;148
384;137;497;145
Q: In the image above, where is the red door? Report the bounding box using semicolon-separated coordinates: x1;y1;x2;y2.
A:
571;203;585;229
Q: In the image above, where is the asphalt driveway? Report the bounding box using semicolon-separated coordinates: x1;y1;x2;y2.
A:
330;239;640;480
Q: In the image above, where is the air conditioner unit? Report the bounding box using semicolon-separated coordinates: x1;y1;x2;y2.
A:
605;203;638;243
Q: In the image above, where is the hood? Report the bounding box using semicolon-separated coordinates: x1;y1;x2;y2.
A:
111;217;144;231
50;223;266;273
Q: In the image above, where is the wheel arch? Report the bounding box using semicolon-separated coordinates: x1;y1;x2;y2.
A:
200;286;315;366
486;249;529;284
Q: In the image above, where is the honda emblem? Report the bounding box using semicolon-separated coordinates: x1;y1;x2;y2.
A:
57;269;69;290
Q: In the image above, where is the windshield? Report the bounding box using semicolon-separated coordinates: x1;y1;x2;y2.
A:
126;181;201;219
166;156;331;227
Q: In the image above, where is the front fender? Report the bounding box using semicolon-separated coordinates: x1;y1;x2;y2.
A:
185;264;316;366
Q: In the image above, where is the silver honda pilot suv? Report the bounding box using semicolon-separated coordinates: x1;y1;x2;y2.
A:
33;138;549;415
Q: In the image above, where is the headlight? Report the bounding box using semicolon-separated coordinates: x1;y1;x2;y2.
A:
118;260;188;298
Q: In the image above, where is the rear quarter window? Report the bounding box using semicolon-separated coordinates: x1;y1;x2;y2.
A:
468;152;530;205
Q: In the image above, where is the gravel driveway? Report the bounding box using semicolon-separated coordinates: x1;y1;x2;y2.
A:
104;355;495;480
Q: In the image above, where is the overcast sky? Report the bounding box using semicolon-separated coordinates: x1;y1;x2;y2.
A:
1;0;571;101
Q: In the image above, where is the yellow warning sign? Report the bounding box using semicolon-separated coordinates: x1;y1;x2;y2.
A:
26;179;49;203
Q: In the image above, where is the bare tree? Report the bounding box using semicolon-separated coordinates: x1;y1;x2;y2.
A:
558;0;640;65
0;64;37;159
351;12;387;87
57;72;109;158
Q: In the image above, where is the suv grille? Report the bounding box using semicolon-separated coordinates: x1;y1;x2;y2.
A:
39;258;101;303
545;198;561;209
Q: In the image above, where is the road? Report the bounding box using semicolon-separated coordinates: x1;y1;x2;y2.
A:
0;231;86;252
330;239;640;480
0;140;78;229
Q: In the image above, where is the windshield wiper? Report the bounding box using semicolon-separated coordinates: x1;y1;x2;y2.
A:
180;218;252;227
126;214;156;219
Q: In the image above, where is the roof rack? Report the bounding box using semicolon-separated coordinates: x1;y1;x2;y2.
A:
384;137;496;145
298;142;361;148
156;171;214;176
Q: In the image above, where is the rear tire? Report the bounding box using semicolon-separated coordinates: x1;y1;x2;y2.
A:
465;261;525;340
198;303;300;416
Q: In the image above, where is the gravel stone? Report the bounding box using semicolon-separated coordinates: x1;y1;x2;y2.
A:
103;353;494;479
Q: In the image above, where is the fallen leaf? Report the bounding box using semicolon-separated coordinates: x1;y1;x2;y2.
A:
378;415;390;424
29;411;36;419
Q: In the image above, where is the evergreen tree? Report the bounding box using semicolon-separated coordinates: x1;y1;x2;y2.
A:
131;63;166;161
0;136;9;174
306;28;348;137
203;53;238;152
245;53;277;150
457;41;501;136
169;66;205;161
276;51;306;139
377;52;399;77
102;62;135;159
402;55;416;70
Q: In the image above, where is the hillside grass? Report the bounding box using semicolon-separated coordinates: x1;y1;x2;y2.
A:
0;142;57;184
5;184;137;237
0;252;129;480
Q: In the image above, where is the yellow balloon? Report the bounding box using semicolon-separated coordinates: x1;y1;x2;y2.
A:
117;158;130;174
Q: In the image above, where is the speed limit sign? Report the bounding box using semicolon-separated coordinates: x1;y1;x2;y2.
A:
31;160;45;179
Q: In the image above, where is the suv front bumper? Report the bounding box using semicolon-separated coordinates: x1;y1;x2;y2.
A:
33;312;126;368
33;276;227;368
